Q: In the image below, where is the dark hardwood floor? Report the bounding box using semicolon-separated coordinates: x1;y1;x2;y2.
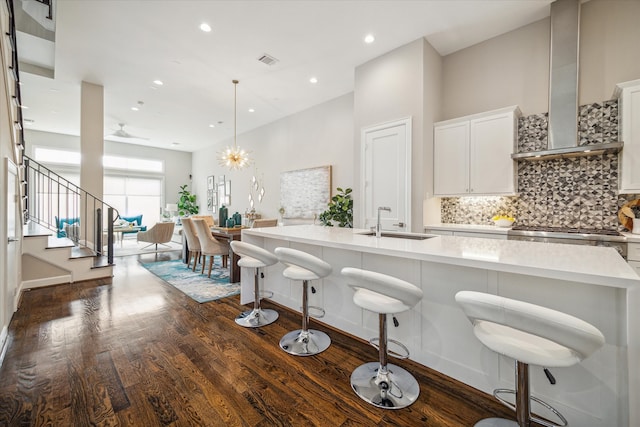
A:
0;251;521;426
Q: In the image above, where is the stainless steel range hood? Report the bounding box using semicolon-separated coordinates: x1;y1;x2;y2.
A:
512;0;623;161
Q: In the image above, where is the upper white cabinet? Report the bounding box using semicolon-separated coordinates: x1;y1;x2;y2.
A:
434;106;520;197
616;79;640;194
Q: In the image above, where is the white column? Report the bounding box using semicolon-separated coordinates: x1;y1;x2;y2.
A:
80;81;104;243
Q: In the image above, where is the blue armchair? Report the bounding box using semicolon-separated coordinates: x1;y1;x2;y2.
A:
55;216;80;238
119;214;147;234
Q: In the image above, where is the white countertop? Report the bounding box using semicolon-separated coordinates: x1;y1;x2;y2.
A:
622;232;640;243
244;225;639;289
424;223;511;234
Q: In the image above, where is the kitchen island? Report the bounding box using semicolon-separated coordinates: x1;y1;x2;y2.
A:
241;225;639;427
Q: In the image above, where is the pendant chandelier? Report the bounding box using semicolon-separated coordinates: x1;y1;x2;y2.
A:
219;79;250;170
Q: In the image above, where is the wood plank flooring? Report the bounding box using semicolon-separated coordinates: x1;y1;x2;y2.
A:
0;251;524;426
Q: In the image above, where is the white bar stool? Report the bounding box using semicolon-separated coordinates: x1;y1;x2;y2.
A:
230;241;279;328
455;291;605;427
341;267;423;409
274;247;332;356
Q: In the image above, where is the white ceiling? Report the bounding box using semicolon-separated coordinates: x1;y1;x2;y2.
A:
17;0;553;152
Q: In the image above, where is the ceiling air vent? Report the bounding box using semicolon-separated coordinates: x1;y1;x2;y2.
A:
257;53;279;66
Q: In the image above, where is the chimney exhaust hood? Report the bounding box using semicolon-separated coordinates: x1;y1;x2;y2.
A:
511;0;623;161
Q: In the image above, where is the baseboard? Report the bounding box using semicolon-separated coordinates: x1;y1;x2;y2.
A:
21;275;73;289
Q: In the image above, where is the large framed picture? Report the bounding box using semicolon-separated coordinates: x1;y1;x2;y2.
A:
280;165;331;219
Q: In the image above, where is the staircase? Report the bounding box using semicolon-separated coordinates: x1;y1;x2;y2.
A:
21;222;114;288
0;0;118;291
20;156;120;288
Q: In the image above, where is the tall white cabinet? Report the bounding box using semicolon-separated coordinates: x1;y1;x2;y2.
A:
616;79;640;194
434;106;520;197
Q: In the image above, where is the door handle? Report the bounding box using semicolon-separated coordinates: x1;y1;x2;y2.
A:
392;222;406;228
8;237;19;243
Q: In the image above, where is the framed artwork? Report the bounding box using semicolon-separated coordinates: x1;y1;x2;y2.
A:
280;165;331;219
211;192;217;214
207;175;215;190
207;189;215;212
218;181;226;207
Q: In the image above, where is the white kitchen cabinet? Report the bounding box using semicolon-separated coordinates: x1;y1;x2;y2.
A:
627;242;640;276
434;106;520;196
616;79;640;193
433;121;469;196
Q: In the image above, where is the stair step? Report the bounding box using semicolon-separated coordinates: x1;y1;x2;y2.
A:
23;221;53;237
70;246;97;259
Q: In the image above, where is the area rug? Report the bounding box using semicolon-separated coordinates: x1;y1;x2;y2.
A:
140;259;240;303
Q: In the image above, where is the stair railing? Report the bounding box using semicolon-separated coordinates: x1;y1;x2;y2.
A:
24;155;120;265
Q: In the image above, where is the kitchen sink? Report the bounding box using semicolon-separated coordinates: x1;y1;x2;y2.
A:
358;231;434;240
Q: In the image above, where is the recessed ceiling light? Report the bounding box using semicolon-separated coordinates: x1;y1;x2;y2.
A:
248;108;255;113
131;106;139;111
309;77;318;84
153;80;163;86
200;23;211;32
171;142;180;146
364;34;375;44
209;124;215;128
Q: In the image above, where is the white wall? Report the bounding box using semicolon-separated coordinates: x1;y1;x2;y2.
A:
0;1;22;351
191;93;354;223
441;0;640;120
24;130;192;207
354;38;443;231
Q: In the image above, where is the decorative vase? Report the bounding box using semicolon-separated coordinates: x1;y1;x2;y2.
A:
219;205;228;227
233;212;242;227
226;218;235;228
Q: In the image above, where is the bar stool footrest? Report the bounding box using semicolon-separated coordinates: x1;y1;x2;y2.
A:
368;337;410;359
301;305;325;319
493;389;568;427
259;290;274;299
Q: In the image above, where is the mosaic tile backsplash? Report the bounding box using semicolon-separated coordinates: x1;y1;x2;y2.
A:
441;99;636;231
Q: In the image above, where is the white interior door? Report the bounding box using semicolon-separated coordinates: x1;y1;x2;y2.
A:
361;118;411;231
5;158;19;316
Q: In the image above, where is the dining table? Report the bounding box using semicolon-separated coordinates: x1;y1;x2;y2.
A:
209;226;245;283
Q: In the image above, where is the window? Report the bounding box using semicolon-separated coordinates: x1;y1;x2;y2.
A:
34;147;163;173
103;175;163;224
34;146;165;226
34;147;81;165
103;155;163;173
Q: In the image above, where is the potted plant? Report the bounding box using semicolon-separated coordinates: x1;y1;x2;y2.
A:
319;187;353;227
177;184;199;216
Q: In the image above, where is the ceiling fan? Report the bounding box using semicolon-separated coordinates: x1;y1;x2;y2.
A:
107;123;149;140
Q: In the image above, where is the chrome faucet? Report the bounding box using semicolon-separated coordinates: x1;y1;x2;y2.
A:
376;206;392;238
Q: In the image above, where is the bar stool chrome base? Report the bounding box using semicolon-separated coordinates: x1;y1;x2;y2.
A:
350;362;420;409
235;307;279;328
279;329;331;356
474;419;517;427
473;418;518;427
